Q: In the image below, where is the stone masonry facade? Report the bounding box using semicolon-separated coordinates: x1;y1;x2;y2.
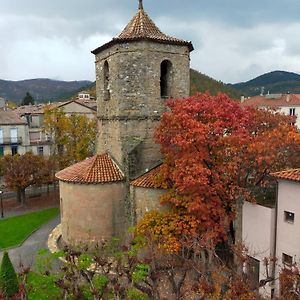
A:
95;41;191;179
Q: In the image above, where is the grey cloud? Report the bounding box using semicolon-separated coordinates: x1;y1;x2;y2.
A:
2;0;300;83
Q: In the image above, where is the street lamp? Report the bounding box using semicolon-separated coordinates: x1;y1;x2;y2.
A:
0;190;3;218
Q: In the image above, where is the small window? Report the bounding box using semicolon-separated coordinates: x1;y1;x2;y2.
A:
284;211;295;224
37;146;44;156
11;145;18;156
282;253;293;266
160;60;173;98
0;146;3;156
103;61;110;101
289;108;296;116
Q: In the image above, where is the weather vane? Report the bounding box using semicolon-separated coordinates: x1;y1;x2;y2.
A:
138;0;143;10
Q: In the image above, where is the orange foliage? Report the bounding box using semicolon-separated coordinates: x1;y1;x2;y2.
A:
137;93;300;252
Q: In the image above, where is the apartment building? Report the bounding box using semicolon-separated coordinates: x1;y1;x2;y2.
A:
0;111;29;156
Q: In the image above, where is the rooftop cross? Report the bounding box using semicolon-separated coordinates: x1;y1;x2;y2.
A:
138;0;143;10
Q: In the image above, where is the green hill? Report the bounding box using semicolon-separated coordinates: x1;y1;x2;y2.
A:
232;70;300;96
0;69;241;105
68;69;241;101
190;69;241;99
0;78;93;104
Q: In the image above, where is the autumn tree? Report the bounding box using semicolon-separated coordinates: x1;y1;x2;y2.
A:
137;93;300;257
43;108;97;169
1;153;50;205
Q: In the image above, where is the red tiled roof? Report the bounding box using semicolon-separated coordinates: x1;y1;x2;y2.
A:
92;6;193;54
14;104;46;116
130;164;172;189
0;111;27;125
272;168;300;183
241;94;300;108
56;154;124;184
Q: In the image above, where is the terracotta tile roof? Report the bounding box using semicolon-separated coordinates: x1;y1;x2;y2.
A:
130;164;172;189
272;168;300;183
56;154;124;184
0;111;27;125
92;6;193;54
241;94;300;108
14;104;46;116
76;99;97;110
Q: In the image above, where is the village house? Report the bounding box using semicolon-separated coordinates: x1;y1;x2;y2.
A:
241;93;300;128
10;95;97;156
243;168;300;297
0;111;29;156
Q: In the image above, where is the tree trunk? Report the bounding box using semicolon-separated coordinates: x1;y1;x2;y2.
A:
20;188;26;207
16;188;21;204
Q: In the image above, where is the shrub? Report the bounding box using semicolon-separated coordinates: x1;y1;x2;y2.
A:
0;251;19;298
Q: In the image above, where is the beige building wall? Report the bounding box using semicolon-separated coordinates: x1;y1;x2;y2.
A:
61;102;96;119
243;201;275;297
131;186;166;222
0;124;30;155
60;180;126;247
275;180;300;289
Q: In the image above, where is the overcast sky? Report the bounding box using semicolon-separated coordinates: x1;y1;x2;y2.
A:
2;0;300;83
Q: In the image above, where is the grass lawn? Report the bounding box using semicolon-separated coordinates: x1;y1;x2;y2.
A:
0;207;59;250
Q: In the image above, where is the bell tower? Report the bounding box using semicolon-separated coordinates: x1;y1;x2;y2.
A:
92;0;193;179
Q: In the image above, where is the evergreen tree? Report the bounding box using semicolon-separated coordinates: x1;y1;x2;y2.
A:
21;92;35;106
0;251;19;298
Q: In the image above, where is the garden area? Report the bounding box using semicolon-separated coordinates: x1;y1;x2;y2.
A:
0;207;59;250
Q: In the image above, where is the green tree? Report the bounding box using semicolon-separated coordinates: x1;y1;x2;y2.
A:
21;92;35;106
0;251;19;298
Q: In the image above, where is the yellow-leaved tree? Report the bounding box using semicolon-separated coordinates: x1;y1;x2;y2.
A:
44;107;97;169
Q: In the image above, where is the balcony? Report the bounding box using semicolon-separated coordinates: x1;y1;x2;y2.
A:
0;137;22;145
30;137;52;145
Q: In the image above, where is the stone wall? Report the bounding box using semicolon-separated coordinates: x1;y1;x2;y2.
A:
130;186;167;222
95;40;190;178
60;181;126;247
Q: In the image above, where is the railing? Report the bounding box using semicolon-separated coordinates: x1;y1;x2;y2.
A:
0;137;22;145
29;136;52;145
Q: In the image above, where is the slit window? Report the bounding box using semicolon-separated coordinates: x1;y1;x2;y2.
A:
160;60;172;98
103;61;110;101
284;211;295;223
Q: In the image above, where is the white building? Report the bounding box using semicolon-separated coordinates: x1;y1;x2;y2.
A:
241;93;300;128
243;168;300;297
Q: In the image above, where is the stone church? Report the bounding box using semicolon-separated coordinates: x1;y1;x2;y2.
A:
56;0;194;247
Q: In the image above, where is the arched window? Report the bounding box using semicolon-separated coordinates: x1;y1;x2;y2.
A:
160;60;172;98
103;61;110;101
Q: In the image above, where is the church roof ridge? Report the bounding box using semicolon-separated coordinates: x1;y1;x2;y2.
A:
56;153;124;184
92;4;193;54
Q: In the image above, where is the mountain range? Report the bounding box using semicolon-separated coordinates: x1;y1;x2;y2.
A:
1;70;300;104
231;70;300;96
0;78;93;104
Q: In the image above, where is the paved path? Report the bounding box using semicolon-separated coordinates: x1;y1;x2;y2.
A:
0;215;60;271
